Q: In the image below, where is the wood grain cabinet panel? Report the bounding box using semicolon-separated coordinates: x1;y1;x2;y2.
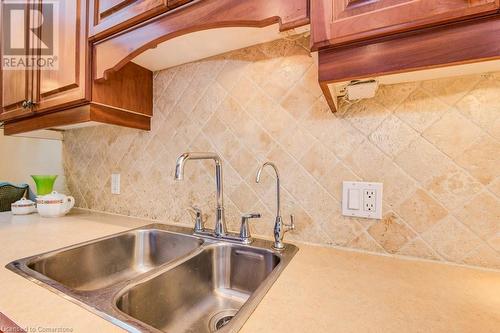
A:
312;0;500;49
0;1;33;120
34;0;88;113
1;0;87;121
1;62;31;120
167;0;192;9
1;69;28;111
89;0;170;39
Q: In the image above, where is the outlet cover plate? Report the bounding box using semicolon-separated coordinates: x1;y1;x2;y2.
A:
342;181;383;219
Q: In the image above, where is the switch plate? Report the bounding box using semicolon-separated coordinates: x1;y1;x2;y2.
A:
111;173;120;195
342;181;383;219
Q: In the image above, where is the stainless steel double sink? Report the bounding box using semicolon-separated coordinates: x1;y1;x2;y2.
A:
6;224;297;333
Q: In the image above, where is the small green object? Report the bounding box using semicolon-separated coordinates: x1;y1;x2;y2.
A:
31;175;58;196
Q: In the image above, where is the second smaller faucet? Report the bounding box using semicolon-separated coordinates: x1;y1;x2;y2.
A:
256;162;295;250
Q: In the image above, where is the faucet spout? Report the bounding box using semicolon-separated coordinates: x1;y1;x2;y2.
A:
256;162;294;250
256;162;281;218
174;152;226;237
174;153;190;181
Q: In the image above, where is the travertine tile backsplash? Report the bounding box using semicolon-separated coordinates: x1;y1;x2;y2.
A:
63;35;500;269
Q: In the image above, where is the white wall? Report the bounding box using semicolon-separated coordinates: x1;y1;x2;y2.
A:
0;129;66;194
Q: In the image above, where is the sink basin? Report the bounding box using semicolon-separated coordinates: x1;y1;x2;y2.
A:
7;224;297;333
116;244;280;332
27;228;203;291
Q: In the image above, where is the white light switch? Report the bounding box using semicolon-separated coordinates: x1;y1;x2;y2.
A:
111;173;120;195
348;189;360;210
342;181;383;219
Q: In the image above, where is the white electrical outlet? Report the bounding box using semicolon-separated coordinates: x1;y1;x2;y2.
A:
363;189;377;212
111;173;120;195
342;181;383;219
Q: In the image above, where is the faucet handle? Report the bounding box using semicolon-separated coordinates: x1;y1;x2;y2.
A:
240;213;261;244
186;206;204;233
242;213;261;219
285;214;295;232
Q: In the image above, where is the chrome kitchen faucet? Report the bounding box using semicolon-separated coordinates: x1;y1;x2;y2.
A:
175;152;261;243
175;152;227;237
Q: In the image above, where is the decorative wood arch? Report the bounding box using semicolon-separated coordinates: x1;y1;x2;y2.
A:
93;0;309;81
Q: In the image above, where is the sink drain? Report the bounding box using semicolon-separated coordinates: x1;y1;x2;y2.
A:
215;315;233;330
209;309;238;331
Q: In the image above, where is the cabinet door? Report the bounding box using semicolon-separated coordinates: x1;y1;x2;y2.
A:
32;0;88;113
312;0;500;49
89;0;169;39
0;1;32;121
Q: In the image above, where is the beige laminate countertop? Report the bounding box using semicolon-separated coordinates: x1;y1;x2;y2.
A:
1;210;499;333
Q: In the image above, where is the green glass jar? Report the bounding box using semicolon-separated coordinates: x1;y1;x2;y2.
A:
31;175;58;196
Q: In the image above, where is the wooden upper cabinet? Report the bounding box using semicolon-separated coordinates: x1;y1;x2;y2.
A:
1;0;153;134
1;59;31;120
0;1;33;120
311;0;500;49
1;0;88;121
34;0;88;113
89;0;170;39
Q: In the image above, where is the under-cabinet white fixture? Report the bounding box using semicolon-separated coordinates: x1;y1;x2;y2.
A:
345;80;379;100
342;181;383;219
